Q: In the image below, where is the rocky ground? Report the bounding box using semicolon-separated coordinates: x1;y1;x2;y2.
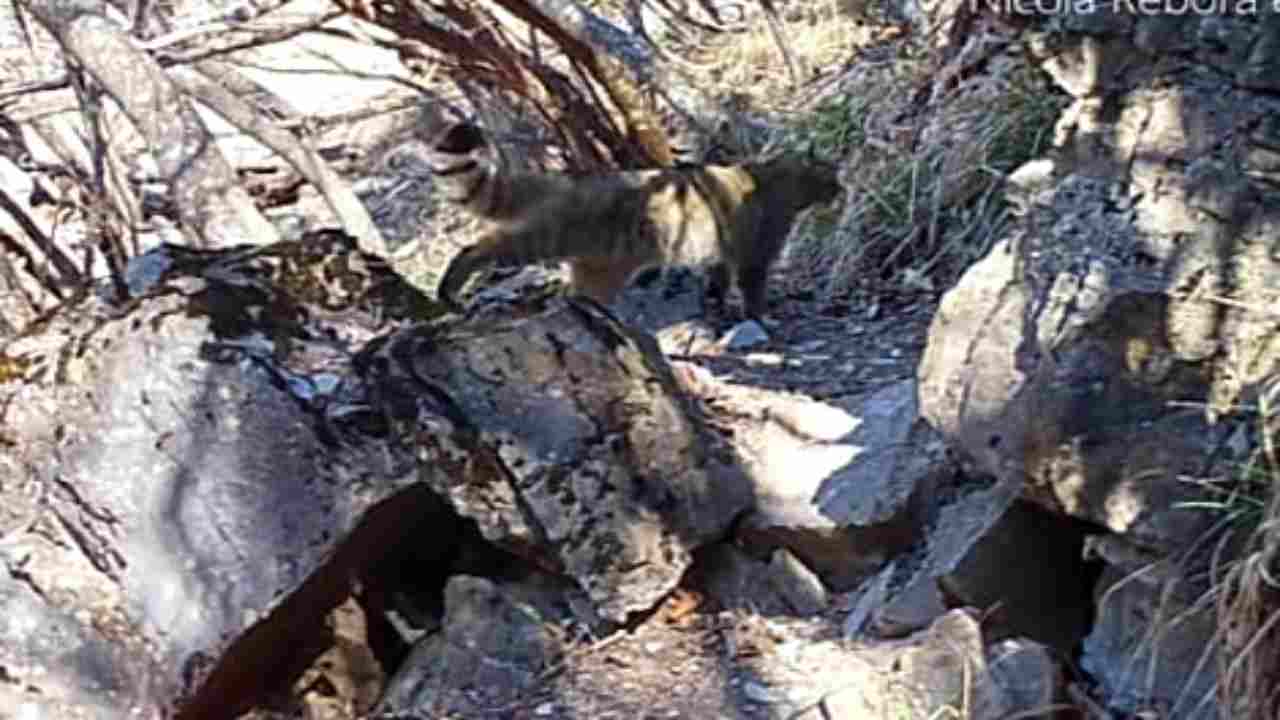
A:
239;143;951;719
241;269;946;720
7;0;1278;717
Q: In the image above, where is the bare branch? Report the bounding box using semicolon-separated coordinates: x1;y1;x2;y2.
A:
66;68;145;252
756;0;801;88
0;186;82;295
171;63;388;255
16;0;280;248
489;0;672;166
132;0;301;39
0;9;346;102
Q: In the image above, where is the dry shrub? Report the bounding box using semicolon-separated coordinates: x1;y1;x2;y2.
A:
779;34;1067;298
1215;375;1280;720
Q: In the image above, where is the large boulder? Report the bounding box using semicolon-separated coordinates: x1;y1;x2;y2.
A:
729;379;951;591
0;230;751;717
916;6;1280;717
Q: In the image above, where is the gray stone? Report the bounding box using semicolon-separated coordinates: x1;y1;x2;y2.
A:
720;319;769;350
1079;564;1218;718
821;610;1009;720
765;548;828;616
0;233;433;717
987;638;1060;716
376;575;566;715
0;232;752;717
737;380;951;590
868;571;944;638
399;295;753;622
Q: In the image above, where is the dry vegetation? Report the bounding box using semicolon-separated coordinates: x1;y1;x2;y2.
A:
0;0;1067;319
1211;382;1280;720
415;0;1068;302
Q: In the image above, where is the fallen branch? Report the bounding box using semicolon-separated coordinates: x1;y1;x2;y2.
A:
170;64;388;254
16;0;281;249
0;187;81;296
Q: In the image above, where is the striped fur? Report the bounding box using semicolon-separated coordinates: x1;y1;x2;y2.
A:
427;122;841;318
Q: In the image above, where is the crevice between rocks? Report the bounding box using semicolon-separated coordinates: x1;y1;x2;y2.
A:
176;483;462;720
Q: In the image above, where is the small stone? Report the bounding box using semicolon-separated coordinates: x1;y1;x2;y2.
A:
766;548;828;616
720;320;769;350
742;680;780;704
535;701;556;716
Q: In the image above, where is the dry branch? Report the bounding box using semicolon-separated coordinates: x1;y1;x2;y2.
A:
0;187;82;296
756;0;801;88
172;63;388;255
16;0;281;249
65;72;146;254
335;0;671;168
135;0;303;49
489;0;672;166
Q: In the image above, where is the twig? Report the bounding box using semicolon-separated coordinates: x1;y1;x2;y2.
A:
1067;682;1114;719
169;66;386;254
0;187;82;294
756;0;801;88
0;9;345;102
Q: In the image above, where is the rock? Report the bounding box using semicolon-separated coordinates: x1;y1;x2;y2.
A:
866;569;944;639
916;169;1259;555
765;548;828;616
871;481;1011;632
818;610;1010;719
383;294;753;623
735;380;952;590
0;574;163;719
719;319;769;351
0;230;751;717
375;575;566;716
915;7;1280;718
987;638;1061;717
919;5;1280;529
0;232;431;719
1079;563;1218;718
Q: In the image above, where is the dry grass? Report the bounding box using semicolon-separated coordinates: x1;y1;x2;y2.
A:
1211;374;1280;720
783;41;1065;298
1156;374;1280;719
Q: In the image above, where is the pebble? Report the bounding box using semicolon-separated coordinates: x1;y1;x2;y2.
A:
741;680;780;704
720;320;769;350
